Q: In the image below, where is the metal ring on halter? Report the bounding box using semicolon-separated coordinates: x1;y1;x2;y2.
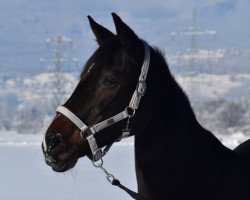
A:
92;157;103;167
126;106;136;117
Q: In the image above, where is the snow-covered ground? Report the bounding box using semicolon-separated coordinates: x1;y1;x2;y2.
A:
0;131;135;200
0;131;249;200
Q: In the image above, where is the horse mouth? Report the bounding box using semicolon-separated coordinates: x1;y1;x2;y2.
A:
45;150;79;173
52;158;77;172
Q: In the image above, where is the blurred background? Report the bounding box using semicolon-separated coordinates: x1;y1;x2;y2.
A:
0;0;249;199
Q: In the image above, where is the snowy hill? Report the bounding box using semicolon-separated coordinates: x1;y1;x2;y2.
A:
0;70;250;135
0;72;77;133
176;73;250;101
174;73;250;135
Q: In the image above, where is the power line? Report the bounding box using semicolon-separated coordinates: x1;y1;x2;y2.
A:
40;35;79;108
171;7;217;108
40;35;79;73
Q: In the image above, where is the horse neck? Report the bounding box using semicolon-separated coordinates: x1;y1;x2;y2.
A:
134;49;231;157
138;49;199;139
133;50;234;199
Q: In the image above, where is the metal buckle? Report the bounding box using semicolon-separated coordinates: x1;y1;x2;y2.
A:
80;127;94;140
136;81;146;96
92;149;103;162
92;157;103;167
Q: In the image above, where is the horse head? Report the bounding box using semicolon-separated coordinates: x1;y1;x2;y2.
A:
42;13;150;172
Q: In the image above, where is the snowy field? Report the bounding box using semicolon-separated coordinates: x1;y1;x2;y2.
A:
0;131;249;200
0;132;136;200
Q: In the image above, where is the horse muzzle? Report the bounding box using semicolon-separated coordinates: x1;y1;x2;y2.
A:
42;132;78;172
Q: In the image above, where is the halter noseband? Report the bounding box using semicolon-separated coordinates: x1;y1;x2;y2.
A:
56;40;150;162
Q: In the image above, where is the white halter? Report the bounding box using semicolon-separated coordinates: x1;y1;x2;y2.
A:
56;41;150;161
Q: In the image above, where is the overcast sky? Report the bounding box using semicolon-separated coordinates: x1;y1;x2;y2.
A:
1;0;249;71
90;0;250;49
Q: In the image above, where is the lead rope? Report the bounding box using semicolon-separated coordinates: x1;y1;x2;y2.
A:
93;159;147;200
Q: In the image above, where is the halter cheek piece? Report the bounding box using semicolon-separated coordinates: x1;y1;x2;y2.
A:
56;41;150;162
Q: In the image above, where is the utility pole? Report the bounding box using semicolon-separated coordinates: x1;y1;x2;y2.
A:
40;35;79;109
171;7;217;109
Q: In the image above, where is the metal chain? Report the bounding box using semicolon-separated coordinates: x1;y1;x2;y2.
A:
92;158;147;200
92;159;116;184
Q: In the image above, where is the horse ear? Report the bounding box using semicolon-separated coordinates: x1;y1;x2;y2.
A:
87;16;115;45
111;13;141;53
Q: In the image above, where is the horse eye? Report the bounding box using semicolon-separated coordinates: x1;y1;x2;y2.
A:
103;76;117;86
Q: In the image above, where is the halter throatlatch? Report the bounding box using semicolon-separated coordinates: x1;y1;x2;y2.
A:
56;40;150;162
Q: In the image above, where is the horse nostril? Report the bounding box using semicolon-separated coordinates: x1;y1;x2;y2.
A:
48;133;64;154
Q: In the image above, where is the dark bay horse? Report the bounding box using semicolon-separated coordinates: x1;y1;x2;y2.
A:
42;13;250;200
